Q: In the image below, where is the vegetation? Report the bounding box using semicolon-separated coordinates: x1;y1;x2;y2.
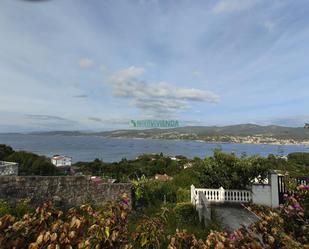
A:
288;152;309;167
0;144;57;175
74;150;309;209
0;184;308;248
0;199;33;219
0;144;14;160
1;143;309;247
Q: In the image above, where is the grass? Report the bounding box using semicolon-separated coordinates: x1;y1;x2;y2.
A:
129;201;223;247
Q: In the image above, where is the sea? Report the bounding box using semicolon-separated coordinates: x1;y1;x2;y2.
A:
1;134;309;163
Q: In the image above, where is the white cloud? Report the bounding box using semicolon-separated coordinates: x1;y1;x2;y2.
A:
78;58;94;69
258;115;309;127
106;66;219;116
263;21;276;32
213;0;257;14
109;66;145;83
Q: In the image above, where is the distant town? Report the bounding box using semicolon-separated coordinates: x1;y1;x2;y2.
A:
30;124;309;146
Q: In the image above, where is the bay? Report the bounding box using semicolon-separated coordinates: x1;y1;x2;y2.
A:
1;134;309;163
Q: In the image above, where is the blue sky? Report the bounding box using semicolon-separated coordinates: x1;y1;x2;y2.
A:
1;0;309;132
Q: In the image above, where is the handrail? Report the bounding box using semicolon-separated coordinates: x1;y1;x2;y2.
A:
191;185;252;205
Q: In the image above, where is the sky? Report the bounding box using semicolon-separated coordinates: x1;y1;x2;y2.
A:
1;0;309;132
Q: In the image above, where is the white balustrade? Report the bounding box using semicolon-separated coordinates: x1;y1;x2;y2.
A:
191;185;252;206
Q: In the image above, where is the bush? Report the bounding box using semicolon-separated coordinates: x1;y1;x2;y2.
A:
176;188;190;203
288;152;309;166
0;144;14;160
0;199;33;219
12;199;33;219
6;151;57;176
142;181;177;205
174;202;197;225
0;196;132;249
0;200;11;217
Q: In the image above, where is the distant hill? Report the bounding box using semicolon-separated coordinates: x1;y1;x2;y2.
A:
29;131;86;136
27;124;309;142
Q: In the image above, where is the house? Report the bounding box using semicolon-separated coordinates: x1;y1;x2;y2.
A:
169;156;181;161
154;173;173;181
51;155;72;167
184;162;193;169
0;161;18;176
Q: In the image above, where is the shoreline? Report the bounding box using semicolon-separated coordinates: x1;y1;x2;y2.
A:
99;136;309;146
2;133;309;146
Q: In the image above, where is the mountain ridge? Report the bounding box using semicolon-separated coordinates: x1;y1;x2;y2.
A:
19;123;309;142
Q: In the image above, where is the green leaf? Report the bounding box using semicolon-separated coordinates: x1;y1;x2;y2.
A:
105;226;110;238
141;236;148;247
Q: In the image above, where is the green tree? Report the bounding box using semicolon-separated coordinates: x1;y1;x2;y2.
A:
0;144;14;160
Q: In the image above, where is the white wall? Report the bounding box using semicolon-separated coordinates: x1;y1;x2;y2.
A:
270;173;279;208
52;158;72;167
252;173;280;208
252;184;272;206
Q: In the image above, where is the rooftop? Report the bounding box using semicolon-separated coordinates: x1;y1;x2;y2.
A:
0;161;18;167
51;155;72;160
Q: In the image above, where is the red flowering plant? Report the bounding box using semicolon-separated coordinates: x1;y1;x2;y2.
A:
0;194;132;249
279;184;309;244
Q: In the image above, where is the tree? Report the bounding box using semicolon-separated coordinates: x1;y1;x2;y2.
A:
0;144;14;160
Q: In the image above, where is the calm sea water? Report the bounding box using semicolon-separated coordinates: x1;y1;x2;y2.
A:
1;134;309;163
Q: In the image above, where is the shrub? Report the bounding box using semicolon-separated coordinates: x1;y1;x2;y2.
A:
0;144;14;160
0;199;32;219
0;195;132;249
0;200;11;217
174;203;197;225
176;188;190;203
132;207;168;248
11;199;33;219
288;152;309;166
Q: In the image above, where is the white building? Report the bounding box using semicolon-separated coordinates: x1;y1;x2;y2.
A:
51;155;72;167
0;161;18;175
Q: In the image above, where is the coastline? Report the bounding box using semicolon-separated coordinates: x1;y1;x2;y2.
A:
99;135;309;146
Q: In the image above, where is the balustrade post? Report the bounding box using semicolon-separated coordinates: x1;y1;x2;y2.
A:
219;186;225;202
191;185;196;205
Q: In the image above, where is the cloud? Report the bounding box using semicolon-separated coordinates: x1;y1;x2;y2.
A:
88;117;131;125
257;115;309;127
26;114;69;121
26;114;75;128
88;117;103;122
132;98;188;117
78;58;94;69
106;66;219;116
109;66;145;85
263;21;276;32
212;0;257;14
73;94;88;98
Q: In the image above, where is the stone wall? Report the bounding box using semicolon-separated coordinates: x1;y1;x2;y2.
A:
0;161;18;176
0;176;132;208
